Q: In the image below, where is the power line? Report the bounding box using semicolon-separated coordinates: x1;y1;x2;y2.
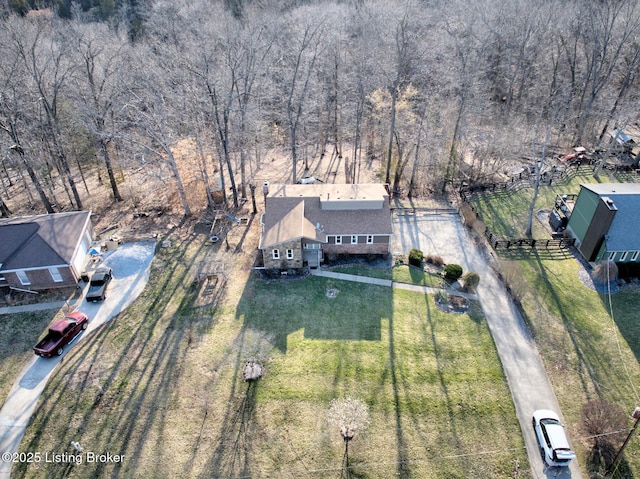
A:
606;261;639;403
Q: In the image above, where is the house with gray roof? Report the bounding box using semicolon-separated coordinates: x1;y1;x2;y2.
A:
259;184;393;270
0;211;94;291
566;183;640;264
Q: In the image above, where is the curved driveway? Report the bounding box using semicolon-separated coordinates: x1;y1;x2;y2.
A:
0;242;155;479
393;211;581;479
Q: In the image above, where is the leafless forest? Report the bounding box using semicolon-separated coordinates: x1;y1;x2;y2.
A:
1;0;640;217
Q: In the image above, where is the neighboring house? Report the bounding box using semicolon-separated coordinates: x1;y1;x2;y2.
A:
566;183;640;264
0;211;94;290
259;184;393;269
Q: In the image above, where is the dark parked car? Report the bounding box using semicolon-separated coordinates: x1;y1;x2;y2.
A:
85;266;113;302
33;311;89;357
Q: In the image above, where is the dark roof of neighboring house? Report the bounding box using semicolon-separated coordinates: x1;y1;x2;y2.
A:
259;184;392;249
0;211;91;271
580;183;640;252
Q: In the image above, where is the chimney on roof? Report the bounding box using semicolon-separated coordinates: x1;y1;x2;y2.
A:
263;181;269;205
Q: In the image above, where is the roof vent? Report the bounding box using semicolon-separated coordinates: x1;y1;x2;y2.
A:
602;196;617;210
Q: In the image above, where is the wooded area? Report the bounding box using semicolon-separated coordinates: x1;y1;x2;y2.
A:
1;0;640;217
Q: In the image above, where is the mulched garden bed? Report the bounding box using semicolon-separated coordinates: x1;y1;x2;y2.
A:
434;293;471;314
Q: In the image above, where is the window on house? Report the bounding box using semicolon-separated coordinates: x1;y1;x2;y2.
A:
17;270;31;286
367;235;374;244
620;251;628;262
335;236;342;245
272;249;280;259
608;251;616;261
351;235;358;244
286;249;294;259
632;251;639;262
49;267;63;283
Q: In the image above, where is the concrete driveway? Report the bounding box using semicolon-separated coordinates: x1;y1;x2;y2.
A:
0;242;155;478
393;211;581;479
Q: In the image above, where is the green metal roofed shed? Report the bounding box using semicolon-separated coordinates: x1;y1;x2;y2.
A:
566;183;640;264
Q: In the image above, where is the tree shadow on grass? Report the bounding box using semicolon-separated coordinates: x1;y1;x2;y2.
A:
236;276;392;353
526;250;625;399
15;229;215;478
199;379;259;479
601;289;640;366
586;442;634;479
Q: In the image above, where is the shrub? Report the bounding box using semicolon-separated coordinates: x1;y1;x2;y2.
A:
580;400;628;468
593;260;618;283
425;255;445;267
462;271;480;292
444;263;463;281
459;202;476;226
408;248;424;267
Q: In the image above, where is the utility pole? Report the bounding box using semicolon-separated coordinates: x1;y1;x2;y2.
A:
607;407;640;476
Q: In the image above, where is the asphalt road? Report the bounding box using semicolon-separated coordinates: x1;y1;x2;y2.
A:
392;211;582;479
0;242;155;479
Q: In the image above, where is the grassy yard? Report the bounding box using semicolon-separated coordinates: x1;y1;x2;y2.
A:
0;309;60;405
14;232;528;478
468;171;640;478
332;264;445;288
469;167;612;238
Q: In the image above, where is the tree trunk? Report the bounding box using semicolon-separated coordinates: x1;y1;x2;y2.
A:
442;101;464;194
408;130;422;198
385;83;398;185
99;137;123;202
0;198;11;217
7;139;55;213
165;147;191;217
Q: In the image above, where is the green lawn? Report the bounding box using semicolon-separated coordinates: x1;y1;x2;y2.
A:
470;168;615;238
0;310;59;405
331;264;445;288
14;234;528;478
468;170;640;478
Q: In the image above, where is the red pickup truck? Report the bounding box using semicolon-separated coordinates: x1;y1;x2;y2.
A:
33;311;89;357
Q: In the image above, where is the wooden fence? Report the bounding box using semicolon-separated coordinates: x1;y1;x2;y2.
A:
484;231;576;251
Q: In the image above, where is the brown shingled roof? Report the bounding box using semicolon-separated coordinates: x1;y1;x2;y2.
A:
259;184;392;248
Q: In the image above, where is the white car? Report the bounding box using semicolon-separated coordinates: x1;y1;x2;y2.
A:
532;409;576;467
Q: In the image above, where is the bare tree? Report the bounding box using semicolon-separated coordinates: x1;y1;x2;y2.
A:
68;21;130;203
276;11;324;183
524;101;563;237
10;17;83;210
123;45;192;216
328;397;370;479
233;14;276;199
597;39;640;144
0;18;55;213
383;8;414;186
441;10;487;193
573;0;639;145
580;400;627;468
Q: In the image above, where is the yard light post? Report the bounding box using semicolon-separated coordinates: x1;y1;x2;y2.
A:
606;407;640;477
